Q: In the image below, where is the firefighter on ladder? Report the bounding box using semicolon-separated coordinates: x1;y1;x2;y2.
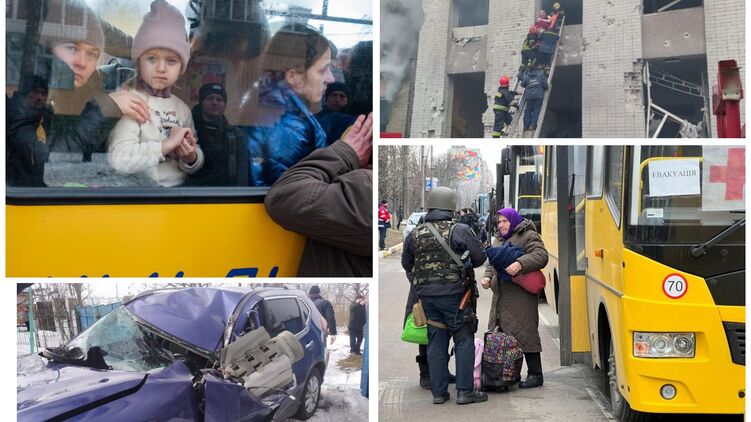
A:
491;75;518;138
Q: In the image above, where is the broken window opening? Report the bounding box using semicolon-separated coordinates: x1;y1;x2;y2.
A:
643;0;703;14
644;59;710;137
540;0;582;26
539;64;582;138
453;0;489;28
448;72;487;138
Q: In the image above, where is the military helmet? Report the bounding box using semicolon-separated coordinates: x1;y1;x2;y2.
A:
426;187;456;211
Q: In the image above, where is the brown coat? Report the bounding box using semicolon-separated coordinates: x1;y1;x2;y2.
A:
484;219;548;352
264;140;372;277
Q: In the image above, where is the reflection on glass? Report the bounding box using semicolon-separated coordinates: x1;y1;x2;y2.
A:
6;0;372;189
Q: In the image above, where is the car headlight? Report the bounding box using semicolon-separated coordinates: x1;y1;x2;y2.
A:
633;332;695;358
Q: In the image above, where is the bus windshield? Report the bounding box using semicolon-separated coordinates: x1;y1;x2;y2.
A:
625;146;745;245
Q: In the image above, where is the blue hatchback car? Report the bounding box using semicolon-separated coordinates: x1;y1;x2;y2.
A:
17;287;328;421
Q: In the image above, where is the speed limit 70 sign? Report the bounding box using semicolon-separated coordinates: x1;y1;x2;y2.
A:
662;274;688;299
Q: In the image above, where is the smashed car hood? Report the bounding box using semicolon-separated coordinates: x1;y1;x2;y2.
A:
17;354;146;420
126;287;249;354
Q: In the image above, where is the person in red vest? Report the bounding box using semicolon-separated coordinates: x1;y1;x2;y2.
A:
378;199;392;250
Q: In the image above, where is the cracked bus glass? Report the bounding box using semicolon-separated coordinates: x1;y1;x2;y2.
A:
6;0;372;276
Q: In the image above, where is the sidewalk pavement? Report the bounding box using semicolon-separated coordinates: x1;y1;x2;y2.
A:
380;242;403;258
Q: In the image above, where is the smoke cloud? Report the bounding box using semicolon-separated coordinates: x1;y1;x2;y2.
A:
380;0;424;101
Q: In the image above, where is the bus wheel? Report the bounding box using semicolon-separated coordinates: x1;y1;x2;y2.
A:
608;341;649;422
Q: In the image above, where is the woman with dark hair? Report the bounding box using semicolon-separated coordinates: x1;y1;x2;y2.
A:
248;23;336;186
481;207;549;389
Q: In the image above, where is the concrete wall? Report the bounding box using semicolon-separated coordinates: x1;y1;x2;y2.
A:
558;24;584;67
482;0;537;137
386;80;411;135
582;0;644;137
410;0;744;138
446;26;488;75
642;7;706;59
704;0;746;137
410;0;452;137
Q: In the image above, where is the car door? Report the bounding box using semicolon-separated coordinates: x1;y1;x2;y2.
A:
262;297;316;389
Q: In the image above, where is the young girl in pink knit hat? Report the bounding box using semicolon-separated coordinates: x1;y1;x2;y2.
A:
107;0;203;187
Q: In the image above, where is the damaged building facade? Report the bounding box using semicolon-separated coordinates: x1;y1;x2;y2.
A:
390;0;745;138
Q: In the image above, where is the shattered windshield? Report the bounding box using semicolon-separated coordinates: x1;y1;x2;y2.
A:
48;306;175;372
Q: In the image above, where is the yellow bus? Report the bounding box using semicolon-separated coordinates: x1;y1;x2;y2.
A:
541;145;745;420
6;0;372;277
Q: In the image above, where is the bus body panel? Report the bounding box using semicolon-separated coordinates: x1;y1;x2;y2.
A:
7;203;305;277
570;274;590;353
618;249;745;414
585;198;625;295
540;185;559;315
584;195;626;372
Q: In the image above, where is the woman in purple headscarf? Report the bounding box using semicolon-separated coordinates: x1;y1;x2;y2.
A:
481;207;549;389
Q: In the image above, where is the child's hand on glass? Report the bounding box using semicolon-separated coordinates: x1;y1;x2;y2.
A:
161;126;190;156
175;130;198;165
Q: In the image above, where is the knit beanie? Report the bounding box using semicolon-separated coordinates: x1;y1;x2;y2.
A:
309;285;321;295
132;0;190;74
199;83;227;103
325;82;348;99
42;0;104;53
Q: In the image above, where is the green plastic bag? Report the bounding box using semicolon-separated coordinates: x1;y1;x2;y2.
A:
401;312;428;345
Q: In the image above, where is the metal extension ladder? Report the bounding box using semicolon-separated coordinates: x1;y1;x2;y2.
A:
505;16;566;138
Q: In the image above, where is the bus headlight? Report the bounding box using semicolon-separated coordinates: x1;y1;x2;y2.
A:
633;332;695;358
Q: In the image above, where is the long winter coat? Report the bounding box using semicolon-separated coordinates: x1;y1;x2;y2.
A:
484;219;548;352
264;140;372;277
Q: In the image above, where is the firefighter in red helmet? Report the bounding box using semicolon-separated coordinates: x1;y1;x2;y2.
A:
491;75;518;138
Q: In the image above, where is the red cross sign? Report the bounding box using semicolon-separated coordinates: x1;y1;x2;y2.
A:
709;148;745;200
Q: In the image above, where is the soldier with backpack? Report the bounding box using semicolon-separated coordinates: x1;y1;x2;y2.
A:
402;187;488;405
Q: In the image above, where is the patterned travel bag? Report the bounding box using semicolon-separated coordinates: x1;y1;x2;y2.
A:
481;327;524;392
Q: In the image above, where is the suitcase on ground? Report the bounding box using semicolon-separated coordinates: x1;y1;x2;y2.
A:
481;327;524;392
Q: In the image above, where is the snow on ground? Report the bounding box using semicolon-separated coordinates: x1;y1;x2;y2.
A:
17;329;64;357
303;328;368;422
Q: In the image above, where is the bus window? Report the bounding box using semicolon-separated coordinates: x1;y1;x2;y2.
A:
544;146;557;201
586;145;604;198
603;146;624;227
6;0;373;193
570;146;587;272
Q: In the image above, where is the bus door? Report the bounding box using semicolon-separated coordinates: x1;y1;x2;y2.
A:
584;146;627;370
541;145;589;365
